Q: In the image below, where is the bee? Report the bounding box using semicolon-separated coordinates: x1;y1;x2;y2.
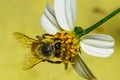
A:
13;31;80;70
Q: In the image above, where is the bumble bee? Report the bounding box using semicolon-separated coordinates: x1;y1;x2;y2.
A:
13;31;80;70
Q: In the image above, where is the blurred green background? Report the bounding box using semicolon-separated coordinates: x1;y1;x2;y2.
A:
0;0;120;80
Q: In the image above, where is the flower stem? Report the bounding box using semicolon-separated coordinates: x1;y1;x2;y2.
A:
85;8;120;34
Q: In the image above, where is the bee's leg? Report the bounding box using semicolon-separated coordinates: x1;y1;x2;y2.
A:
36;35;42;41
42;34;53;39
54;38;62;41
64;63;68;70
47;60;63;64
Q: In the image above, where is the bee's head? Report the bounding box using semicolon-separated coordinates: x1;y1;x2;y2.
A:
39;43;54;57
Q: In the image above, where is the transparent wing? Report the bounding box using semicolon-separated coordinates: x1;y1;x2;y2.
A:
72;53;97;80
13;32;38;48
22;53;43;70
13;32;43;69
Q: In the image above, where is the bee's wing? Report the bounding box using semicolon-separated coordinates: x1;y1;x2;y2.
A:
22;53;43;70
13;32;43;69
72;53;97;80
13;32;38;48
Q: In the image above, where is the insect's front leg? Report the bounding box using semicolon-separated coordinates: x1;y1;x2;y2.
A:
42;34;53;39
36;35;42;41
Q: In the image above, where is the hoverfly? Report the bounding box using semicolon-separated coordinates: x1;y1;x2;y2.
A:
13;31;80;70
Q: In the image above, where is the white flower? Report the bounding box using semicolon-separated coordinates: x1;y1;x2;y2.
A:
41;0;115;79
41;0;115;58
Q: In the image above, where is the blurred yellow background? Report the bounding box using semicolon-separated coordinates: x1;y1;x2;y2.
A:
0;0;120;80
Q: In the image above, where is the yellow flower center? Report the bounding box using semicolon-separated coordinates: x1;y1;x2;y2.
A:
54;31;80;62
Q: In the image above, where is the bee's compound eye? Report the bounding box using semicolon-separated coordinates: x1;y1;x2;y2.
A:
54;42;61;49
39;43;53;56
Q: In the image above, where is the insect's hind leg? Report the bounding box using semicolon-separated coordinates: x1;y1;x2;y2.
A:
47;60;63;64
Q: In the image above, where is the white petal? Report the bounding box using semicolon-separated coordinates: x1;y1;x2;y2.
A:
80;34;115;57
72;54;96;79
46;3;54;16
41;3;62;34
41;15;59;34
54;0;77;30
70;0;77;26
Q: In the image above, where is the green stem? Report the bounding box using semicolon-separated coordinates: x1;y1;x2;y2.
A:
85;8;120;34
